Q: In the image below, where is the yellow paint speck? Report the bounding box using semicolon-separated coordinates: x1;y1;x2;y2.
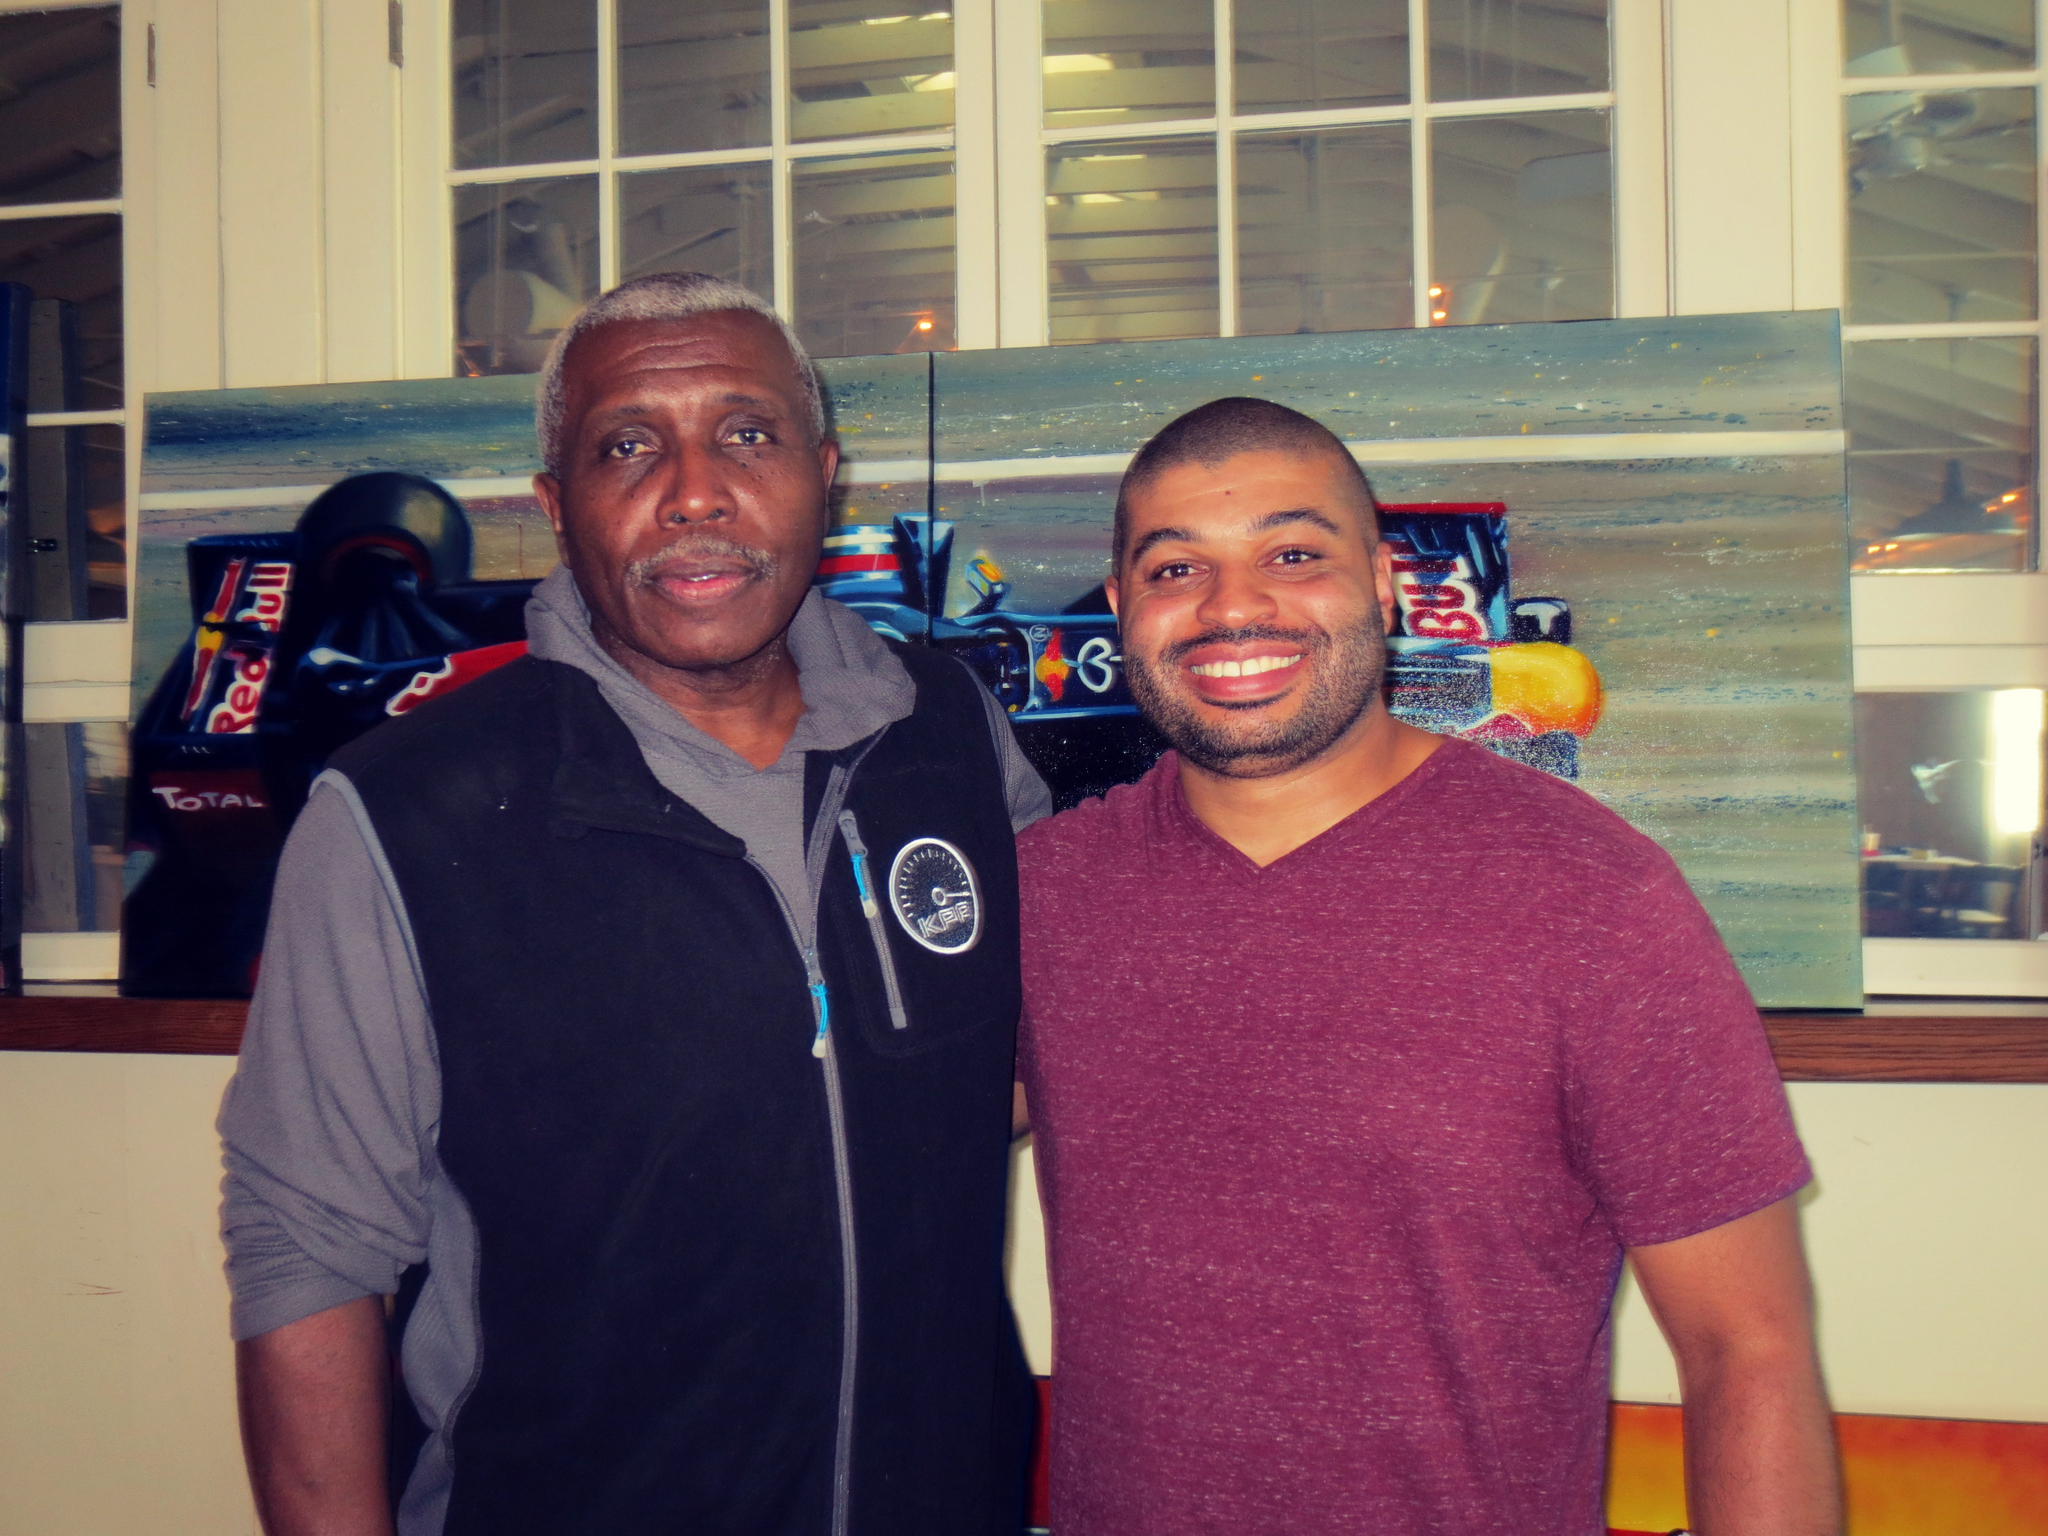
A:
1251;375;1263;381
1520;423;1530;433
1113;381;1123;386
865;413;873;419
1607;616;1618;624
1833;751;1845;759
1671;342;1681;348
1706;628;1721;638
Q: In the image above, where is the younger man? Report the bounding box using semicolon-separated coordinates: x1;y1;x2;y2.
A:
1016;397;1839;1535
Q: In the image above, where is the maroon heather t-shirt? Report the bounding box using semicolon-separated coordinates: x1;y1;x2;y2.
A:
1016;739;1811;1536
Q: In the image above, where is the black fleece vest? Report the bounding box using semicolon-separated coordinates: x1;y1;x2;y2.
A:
332;651;1031;1536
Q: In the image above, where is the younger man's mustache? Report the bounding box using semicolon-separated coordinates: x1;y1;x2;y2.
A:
1159;623;1328;666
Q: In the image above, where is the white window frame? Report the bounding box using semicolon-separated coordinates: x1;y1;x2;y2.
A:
1786;0;2048;997
4;0;145;982
992;0;1667;346
424;0;1003;362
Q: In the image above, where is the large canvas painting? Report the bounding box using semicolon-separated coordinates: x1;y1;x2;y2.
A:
130;312;1859;1005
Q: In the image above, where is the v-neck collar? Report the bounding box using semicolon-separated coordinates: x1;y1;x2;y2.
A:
1157;734;1465;876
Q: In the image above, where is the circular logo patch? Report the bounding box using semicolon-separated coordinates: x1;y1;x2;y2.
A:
888;837;982;955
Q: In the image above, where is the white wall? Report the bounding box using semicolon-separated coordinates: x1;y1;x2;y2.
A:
0;1052;257;1536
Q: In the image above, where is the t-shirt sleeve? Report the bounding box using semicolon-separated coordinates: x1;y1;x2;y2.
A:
972;672;1054;832
217;771;441;1341
1567;856;1813;1250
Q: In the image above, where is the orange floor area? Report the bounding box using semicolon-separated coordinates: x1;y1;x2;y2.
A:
1607;1402;2048;1534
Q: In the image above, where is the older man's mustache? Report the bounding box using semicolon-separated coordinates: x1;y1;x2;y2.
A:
624;535;779;587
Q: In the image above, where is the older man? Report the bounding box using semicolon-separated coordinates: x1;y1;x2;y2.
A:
1016;397;1839;1535
221;273;1046;1536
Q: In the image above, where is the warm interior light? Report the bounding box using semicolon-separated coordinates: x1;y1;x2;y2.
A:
1991;689;2044;834
916;319;933;331
1431;309;1448;321
1428;285;1443;297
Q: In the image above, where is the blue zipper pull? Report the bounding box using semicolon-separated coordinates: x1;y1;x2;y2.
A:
805;946;831;1058
850;849;878;919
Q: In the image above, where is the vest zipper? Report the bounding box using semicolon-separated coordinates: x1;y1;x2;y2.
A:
749;735;883;1536
753;863;861;1536
836;810;910;1031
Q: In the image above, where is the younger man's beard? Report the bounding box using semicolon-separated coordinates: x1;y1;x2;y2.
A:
1122;605;1389;780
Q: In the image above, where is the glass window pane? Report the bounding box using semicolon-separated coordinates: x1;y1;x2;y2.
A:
1042;0;1214;129
1238;125;1413;335
1235;0;1407;114
0;215;122;410
1430;109;1611;325
792;150;956;358
25;421;125;620
1847;85;2036;325
452;0;598;170
1429;0;1609;103
454;177;599;376
790;4;954;144
0;7;120;206
1047;136;1218;344
1845;0;2034;76
621;164;774;298
1855;692;2042;939
1846;336;2035;573
24;723;127;935
618;0;769;155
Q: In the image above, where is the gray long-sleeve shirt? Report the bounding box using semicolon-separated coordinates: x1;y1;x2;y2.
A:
218;569;1049;1534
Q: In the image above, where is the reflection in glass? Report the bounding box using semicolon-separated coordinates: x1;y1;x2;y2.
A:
1047;137;1217;344
0;216;121;410
1042;0;1213;129
1847;86;2036;325
621;164;773;298
24;723;127;935
792;151;955;359
618;0;769;155
1429;0;1609;102
0;6;120;206
1845;0;2033;76
452;0;598;170
1235;0;1407;114
1855;691;2042;939
25;423;125;620
1238;126;1412;335
1846;336;2035;573
454;177;599;376
1430;110;1611;325
790;3;954;144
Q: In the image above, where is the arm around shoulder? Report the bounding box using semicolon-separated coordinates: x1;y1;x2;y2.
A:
1626;1196;1841;1536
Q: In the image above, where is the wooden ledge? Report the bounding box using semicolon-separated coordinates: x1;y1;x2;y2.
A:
1;999;2046;1081
1763;1012;2048;1083
0;995;249;1055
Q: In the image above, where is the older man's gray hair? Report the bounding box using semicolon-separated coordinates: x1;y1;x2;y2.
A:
534;272;826;477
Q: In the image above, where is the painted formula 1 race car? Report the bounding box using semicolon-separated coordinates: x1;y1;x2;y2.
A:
815;502;1604;794
125;475;1601;995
